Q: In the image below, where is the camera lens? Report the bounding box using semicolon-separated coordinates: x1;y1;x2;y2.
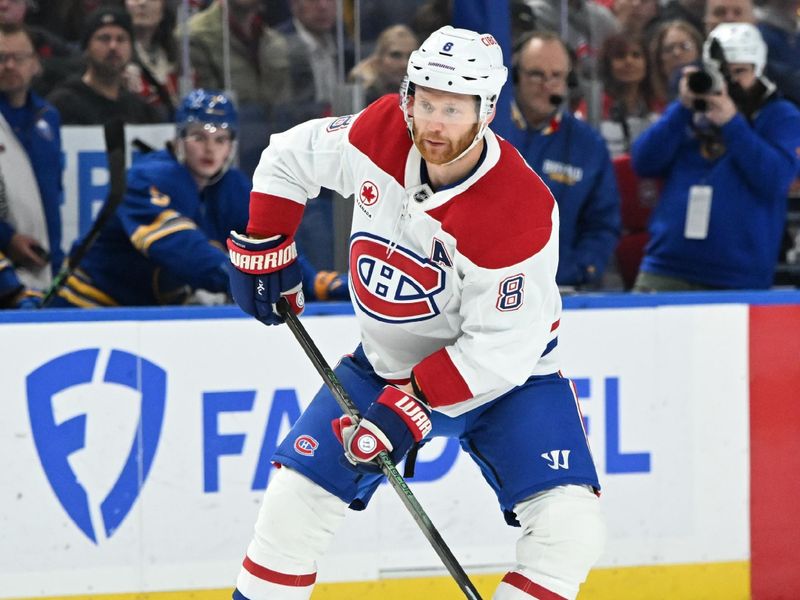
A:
687;70;713;94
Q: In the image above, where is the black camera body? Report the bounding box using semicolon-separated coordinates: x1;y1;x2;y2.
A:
686;38;729;110
687;65;725;95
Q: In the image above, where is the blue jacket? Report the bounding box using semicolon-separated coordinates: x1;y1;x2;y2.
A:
758;21;800;106
59;149;250;306
631;99;800;289
0;91;64;272
504;110;621;286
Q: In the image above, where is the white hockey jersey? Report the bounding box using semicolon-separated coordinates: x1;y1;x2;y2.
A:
250;95;562;417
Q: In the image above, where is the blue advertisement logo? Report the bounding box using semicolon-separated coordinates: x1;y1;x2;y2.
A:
26;349;167;544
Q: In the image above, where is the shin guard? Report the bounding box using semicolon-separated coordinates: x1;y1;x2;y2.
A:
234;467;347;600
493;485;605;600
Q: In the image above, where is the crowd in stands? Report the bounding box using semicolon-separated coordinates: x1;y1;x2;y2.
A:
0;0;798;310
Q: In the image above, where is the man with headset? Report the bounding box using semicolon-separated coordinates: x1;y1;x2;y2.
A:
507;31;620;289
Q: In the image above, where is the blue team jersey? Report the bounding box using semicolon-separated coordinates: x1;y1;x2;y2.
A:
58;149;250;306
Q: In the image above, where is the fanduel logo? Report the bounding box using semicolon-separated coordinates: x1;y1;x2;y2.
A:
26;349;167;544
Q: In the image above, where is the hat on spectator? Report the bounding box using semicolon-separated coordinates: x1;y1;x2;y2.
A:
80;7;134;50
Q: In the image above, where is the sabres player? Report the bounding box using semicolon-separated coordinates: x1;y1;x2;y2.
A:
228;26;605;600
50;89;346;307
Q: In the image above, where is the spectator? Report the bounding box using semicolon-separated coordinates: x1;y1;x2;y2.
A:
525;0;621;115
261;0;291;27
411;0;451;46
25;0;124;45
186;0;290;108
704;0;756;33
47;7;159;124
0;24;63;296
631;23;800;291
508;30;621;288
0;0;82;96
341;0;423;47
272;0;354;272
653;0;705;36
586;33;660;156
611;0;660;37
275;0;352;122
348;24;417;107
511;0;538;44
125;0;180;121
756;0;800;106
649;18;703;106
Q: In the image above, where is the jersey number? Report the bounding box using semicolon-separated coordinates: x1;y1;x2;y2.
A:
496;274;525;312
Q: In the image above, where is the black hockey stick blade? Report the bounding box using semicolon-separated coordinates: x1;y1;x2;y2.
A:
41;119;127;307
276;298;483;600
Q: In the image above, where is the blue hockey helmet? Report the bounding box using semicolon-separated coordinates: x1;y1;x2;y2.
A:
175;89;238;138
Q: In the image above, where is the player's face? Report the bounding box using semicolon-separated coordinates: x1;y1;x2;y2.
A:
515;39;570;121
86;25;132;77
0;31;39;98
409;87;480;165
182;124;233;181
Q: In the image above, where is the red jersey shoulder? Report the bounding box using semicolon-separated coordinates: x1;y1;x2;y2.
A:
427;138;556;269
348;94;412;186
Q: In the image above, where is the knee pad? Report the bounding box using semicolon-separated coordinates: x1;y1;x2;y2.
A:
235;466;347;600
494;485;606;600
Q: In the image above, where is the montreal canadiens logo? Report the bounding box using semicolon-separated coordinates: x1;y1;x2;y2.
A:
349;233;446;323
294;435;319;456
357;435;377;454
359;181;379;206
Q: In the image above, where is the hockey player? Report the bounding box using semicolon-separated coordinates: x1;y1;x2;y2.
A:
227;26;605;600
49;89;346;307
50;88;245;306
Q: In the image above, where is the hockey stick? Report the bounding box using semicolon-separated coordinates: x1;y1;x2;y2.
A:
276;298;483;600
41;119;126;307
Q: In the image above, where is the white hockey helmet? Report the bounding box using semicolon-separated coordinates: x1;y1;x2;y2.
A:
401;25;508;161
706;22;767;77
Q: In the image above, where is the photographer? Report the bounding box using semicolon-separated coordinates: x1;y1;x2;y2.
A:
631;22;800;291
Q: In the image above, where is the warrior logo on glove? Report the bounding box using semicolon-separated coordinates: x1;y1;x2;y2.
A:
226;231;304;325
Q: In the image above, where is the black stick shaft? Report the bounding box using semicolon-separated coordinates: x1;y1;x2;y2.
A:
276;298;483;600
41;120;127;307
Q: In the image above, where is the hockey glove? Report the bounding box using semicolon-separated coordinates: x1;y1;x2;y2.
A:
331;386;432;473
15;289;43;309
226;232;304;325
314;270;349;301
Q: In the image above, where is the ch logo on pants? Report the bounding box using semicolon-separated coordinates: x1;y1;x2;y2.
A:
26;349;167;544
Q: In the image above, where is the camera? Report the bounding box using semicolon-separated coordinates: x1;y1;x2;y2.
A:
687;37;731;112
686;66;724;95
687;38;728;96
